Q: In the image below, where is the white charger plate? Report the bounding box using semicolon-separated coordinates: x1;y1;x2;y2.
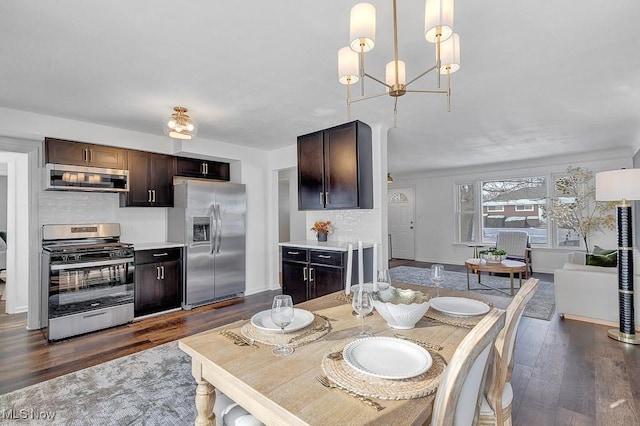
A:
250;308;314;333
429;297;490;317
342;336;432;380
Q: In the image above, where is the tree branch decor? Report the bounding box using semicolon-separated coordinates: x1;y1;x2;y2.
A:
544;166;616;252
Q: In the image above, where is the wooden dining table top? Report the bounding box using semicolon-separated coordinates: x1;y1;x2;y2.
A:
178;284;509;426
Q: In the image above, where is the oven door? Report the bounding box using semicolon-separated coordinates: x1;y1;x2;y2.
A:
48;256;134;318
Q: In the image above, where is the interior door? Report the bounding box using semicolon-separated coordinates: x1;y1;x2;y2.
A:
388;187;416;260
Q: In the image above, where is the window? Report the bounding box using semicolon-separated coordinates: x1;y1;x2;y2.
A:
456;183;476;243
456;176;548;245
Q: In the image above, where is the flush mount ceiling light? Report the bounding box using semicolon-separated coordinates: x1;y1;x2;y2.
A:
338;0;461;126
164;106;197;140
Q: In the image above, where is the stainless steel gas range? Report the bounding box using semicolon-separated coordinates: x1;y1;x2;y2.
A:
41;223;134;341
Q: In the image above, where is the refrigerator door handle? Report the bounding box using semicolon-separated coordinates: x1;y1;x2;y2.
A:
209;204;220;254
215;204;222;253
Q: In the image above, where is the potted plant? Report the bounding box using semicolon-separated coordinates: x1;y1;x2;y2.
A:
310;221;333;242
478;248;507;263
543;166;616;253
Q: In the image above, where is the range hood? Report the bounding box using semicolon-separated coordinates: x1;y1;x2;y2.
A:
44;163;129;192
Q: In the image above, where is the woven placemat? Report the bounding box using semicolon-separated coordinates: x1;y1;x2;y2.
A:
240;315;330;348
423;308;484;328
321;344;447;400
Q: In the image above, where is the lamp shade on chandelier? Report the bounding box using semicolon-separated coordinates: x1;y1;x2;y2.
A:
164;106;197;140
337;0;461;124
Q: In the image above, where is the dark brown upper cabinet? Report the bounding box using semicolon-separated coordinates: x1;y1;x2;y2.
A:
119;150;174;207
297;120;373;210
45;137;126;170
175;157;230;181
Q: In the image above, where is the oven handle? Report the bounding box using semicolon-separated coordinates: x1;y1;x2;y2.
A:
50;257;134;271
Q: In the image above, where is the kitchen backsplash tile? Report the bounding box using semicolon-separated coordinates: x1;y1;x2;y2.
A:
307;209;381;243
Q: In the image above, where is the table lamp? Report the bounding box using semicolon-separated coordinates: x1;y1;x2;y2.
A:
595;168;640;344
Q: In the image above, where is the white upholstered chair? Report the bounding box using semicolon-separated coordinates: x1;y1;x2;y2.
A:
495;231;532;278
478;278;539;426
431;308;506;426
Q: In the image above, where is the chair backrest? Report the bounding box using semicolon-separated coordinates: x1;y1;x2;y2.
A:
431;309;506;426
484;278;539;424
495;231;529;256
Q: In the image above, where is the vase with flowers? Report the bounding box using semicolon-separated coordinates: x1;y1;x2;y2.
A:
310;221;333;242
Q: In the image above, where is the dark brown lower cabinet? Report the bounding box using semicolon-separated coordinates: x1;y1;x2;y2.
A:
281;246;372;305
134;248;182;317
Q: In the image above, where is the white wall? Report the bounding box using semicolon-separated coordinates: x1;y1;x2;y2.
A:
389;148;633;273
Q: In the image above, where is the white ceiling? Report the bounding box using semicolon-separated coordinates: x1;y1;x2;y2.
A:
1;1;639;176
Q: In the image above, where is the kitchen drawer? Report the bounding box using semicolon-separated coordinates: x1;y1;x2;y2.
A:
282;247;308;262
310;250;344;267
135;247;182;264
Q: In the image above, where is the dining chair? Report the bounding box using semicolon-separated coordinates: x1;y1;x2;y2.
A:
478;278;540;426
431;308;506;426
495;231;532;278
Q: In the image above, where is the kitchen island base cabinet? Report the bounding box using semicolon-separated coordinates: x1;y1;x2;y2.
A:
134;248;183;317
281;246;372;304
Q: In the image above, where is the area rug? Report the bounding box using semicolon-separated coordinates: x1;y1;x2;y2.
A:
0;341;195;425
389;266;555;321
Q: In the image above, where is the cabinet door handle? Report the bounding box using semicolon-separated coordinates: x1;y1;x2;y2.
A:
303;266;308;281
319;192;324;205
156;266;161;280
309;267;315;282
204;162;208;175
325;191;329;204
318;254;332;259
153;252;169;257
287;251;300;255
151;189;156;203
88;149;93;162
201;162;206;175
148;189;152;203
161;266;165;280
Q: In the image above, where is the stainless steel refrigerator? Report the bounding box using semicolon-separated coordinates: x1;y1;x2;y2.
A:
168;178;246;309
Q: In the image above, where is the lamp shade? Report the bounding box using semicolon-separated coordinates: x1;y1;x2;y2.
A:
338;47;360;84
425;0;454;43
350;3;375;52
385;60;406;87
439;33;460;74
595;169;640;201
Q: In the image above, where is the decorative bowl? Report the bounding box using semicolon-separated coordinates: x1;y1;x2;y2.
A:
480;253;506;263
372;287;431;329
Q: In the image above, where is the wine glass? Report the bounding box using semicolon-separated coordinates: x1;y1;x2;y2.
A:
376;269;392;291
271;295;295;355
352;288;374;338
431;264;445;297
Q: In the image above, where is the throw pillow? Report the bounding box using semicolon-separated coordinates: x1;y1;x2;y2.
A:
593;245;616;256
586;252;617;267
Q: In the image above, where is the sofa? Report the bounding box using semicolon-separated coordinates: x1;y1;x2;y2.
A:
554;250;640;330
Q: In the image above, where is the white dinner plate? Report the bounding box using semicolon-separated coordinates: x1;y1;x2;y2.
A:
342;336;432;380
250;308;314;333
429;297;490;317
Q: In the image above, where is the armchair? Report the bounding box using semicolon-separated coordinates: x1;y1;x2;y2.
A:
495;231;532;278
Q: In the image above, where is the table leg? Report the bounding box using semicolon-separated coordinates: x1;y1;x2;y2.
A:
192;359;216;426
509;272;514;296
466;266;470;290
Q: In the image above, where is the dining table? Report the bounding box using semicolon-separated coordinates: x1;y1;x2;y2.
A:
178;284;509;426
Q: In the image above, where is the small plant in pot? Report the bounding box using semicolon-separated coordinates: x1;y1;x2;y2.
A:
478;248;507;263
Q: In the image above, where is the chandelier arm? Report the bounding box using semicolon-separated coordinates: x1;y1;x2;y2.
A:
359;46;366;97
436;31;441;89
405;89;448;94
363;72;392;89
349;91;389;104
405;65;439;88
447;69;451;112
393;97;398;128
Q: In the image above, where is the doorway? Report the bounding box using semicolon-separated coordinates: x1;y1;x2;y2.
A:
388;187;416;260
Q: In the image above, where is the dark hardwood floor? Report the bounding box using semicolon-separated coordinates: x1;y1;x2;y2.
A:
1;262;638;425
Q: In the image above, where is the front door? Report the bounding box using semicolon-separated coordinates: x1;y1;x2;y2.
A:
388;187;416;260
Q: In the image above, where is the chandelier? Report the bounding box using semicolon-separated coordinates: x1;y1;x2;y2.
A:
164;106;197;140
338;0;460;125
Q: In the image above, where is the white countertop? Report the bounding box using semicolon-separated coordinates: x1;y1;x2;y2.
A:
132;242;185;251
279;240;374;252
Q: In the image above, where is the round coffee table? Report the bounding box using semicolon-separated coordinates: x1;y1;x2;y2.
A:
465;259;526;296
